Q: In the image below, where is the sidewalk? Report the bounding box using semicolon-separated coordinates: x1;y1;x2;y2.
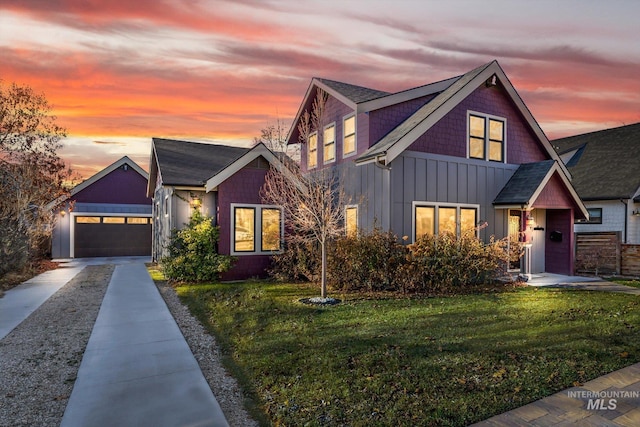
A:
0;266;84;340
60;263;228;427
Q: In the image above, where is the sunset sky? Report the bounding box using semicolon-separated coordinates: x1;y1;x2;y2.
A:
1;0;639;179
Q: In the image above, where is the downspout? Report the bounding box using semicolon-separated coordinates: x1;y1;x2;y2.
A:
374;155;391;171
620;199;628;243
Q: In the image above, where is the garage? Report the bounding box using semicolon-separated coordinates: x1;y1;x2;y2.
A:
51;157;153;259
73;215;152;257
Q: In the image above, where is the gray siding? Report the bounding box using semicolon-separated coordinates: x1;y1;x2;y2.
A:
389;151;518;242
342;161;391;232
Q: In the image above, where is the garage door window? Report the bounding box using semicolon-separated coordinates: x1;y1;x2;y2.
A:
103;217;125;224
76;216;100;223
127;217;149;224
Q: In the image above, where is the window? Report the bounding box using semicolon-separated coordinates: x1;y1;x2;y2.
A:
468;112;505;162
413;203;479;240
308;132;318;169
76;216;100;224
343;115;356;156
345;205;358;236
323;124;336;163
577;208;603;224
127;217;149;224
232;204;283;255
103;217;125;224
261;208;281;251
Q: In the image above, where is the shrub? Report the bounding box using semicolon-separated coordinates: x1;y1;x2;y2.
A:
328;228;407;292
161;210;235;282
399;231;509;293
268;237;321;283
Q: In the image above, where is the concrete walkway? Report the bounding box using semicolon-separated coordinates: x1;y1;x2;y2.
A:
0;266;84;339
527;273;640;295
60;263;228;427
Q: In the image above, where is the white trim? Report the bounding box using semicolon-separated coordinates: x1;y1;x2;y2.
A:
323;122;336;165
69;211;152;258
466;110;507;163
412;201;480;242
342;114;357;158
230;203;284;256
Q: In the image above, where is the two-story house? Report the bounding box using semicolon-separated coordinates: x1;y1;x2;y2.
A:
287;60;587;276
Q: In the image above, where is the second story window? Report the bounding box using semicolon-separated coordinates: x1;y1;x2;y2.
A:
324;124;336;163
308;132;318;169
469;112;505;162
343;115;356;157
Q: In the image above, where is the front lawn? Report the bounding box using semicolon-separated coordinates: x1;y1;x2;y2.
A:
165;277;640;426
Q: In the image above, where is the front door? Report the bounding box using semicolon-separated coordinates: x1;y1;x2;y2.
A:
530;209;546;274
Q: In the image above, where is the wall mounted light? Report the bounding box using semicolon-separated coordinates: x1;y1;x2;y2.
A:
526;213;535;227
60;210;66;217
190;195;202;209
633;209;640;217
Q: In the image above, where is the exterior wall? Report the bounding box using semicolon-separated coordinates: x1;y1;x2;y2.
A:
341;161;391;232
533;173;575;209
151;187;213;261
368;94;436;144
370;151;517;243
575;200;640;244
407;84;548;164
217;163;271;280
74;167;151;205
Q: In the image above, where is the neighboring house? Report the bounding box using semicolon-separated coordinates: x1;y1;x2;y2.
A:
553;123;640;274
287;60;588;276
51;156;152;258
147;138;286;280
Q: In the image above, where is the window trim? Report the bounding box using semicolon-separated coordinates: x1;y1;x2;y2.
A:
467;111;507;163
412;201;480;241
323;122;336;164
345;204;358;236
231;203;284;256
342;114;357;158
307;132;318;169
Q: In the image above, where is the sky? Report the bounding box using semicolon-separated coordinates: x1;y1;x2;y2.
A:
1;0;639;179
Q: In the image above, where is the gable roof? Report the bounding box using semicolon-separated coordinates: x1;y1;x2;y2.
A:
287;74;462;145
71;156;148;197
356;61;567;172
148;138;249;194
552;122;640;200
493;160;588;218
204;143;290;192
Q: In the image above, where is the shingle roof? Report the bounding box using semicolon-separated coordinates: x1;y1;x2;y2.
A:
493;160;555;205
552;123;640;200
315;78;390;103
357;61;490;162
152;138;249;186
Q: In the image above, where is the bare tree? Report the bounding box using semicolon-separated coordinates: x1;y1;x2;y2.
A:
0;80;73;275
260;89;346;298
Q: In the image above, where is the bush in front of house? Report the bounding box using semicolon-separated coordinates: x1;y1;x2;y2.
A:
399;231;509;293
327;227;407;292
161;210;235;282
268;237;321;283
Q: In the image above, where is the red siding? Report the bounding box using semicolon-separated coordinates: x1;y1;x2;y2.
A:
533;173;575;209
74;167;151;205
217;162;271;280
407;83;548;164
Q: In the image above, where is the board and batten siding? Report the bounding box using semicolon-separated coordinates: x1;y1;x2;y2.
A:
341;161;392;232
389;151;518;242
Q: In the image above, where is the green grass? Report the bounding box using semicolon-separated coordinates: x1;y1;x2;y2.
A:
610;278;640;289
153;269;640;426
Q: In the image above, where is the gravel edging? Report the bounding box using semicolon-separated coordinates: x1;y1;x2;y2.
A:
155;281;259;427
0;264;114;427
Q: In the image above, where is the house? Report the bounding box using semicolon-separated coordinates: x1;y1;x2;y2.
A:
51;156;152;258
553;122;640;274
147;138;287;280
286;60;588;276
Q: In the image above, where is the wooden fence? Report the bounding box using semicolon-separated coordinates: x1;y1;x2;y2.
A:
574;232;620;275
622;244;640;277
